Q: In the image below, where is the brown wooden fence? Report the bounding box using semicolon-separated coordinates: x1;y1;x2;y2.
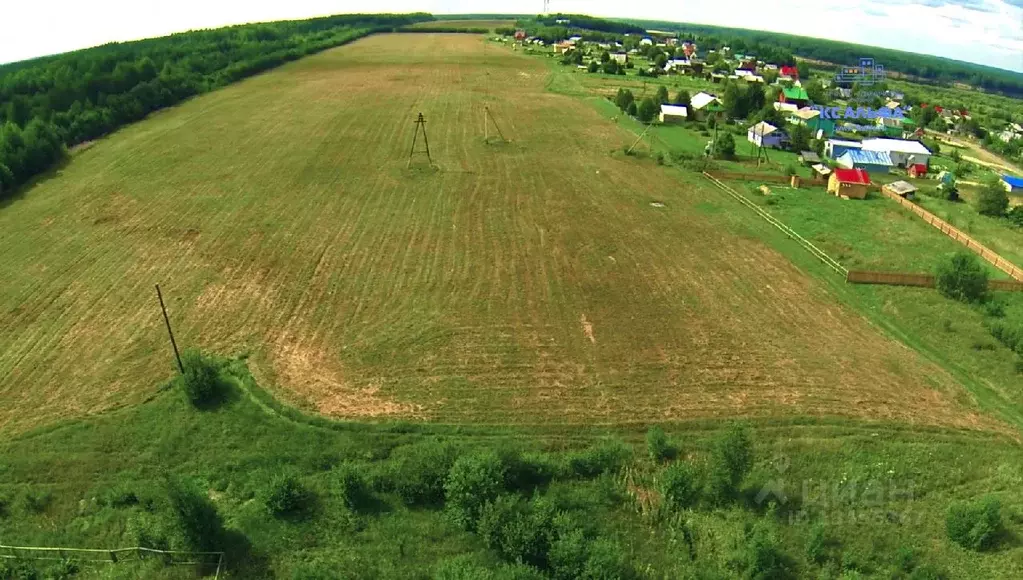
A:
846;270;1023;291
878;188;1023;281
706;171;793;184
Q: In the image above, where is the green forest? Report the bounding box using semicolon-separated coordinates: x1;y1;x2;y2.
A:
0;13;432;199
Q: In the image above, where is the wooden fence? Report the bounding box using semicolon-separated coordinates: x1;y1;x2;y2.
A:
878;188;1023;282
0;544;223;578
706;171;793;184
846;270;1023;292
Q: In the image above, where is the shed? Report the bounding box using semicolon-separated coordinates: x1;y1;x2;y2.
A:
611;52;628;64
798;151;821;165
883;180;918;200
773;102;799;114
811;163;831;180
659;104;688;124
824;139;863;159
828;168;871;199
747;121;784;148
1003;175;1023;194
835;149;894;173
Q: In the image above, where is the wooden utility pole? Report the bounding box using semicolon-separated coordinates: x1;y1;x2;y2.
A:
155;284;183;373
407;113;432;168
484;107;507;143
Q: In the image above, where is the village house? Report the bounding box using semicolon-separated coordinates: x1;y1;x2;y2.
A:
780;65;799;79
659;104;688;124
828;168;871;199
859;138;931;168
824;139;863;159
611;52;628;64
789;107;836;137
747;121;787;148
883;180;918;200
774;102;799;114
778;86;810;108
640;37;654;45
690;92;722;120
835;149;894;173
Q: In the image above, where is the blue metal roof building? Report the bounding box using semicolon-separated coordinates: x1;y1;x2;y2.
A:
835;149;894;173
1002;175;1023;193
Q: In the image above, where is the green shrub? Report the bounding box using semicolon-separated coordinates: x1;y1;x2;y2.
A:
180;348;225;406
713;133;736;159
660;462;699;511
783;164;797;176
934;252;988;304
332;462;369;511
445;451;507;531
708;422;754;503
582;538;637;579
732;524;792;579
477;495;557;569
46;559;79;580
988;321;1023;354
1015;358;1023;374
982;299;1006;318
19;489;51;514
165;478;224;551
646;426;675;463
127;510;173;551
99;483;139;508
806;523;839;565
909;564;949;580
946;496;1002;551
263;473;312;519
549;528;589;579
500;449;557;492
566;439;633;479
1007;205;1023;227
895;546;918;572
0;560;39;580
383;439;461;506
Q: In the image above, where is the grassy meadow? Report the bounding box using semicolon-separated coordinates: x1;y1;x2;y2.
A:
3;30;1023;579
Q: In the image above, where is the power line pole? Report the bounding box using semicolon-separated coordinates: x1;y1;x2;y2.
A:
155;284;183;374
407;112;432;168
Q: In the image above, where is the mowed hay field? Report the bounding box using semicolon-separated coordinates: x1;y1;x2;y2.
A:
0;34;1001;434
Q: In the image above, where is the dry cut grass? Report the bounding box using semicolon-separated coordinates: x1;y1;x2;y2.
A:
0;34;1005;434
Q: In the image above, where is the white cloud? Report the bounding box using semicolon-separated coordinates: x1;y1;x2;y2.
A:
1;0;1021;72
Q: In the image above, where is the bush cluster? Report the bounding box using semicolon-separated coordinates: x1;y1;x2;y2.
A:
180;348;226;407
946;496;1003;551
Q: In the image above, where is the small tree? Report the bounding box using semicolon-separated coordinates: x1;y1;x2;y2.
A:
788;123;811;153
708;422;752;502
674;89;691;108
615;88;635;111
636;97;659;124
935;252;988;304
1008;205;1023;227
588;60;599;73
180;348;223;407
947;496;1003;551
713;133;736;160
445;451;506;531
655;85;669;105
602;60;619;75
626;101;638;117
975;180;1009;217
600;51;610;64
333;463;370;511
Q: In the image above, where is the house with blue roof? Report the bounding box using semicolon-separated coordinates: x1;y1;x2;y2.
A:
1002;175;1023;194
835;149;894;174
824;139;863;159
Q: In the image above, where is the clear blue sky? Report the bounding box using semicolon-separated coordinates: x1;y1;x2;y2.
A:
3;0;1022;73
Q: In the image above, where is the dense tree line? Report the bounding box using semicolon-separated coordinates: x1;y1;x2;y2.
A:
535;13;645;35
0;13;432;198
397;26;489;34
623;19;1023;97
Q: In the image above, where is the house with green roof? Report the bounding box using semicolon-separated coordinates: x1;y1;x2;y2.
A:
779;86;809;107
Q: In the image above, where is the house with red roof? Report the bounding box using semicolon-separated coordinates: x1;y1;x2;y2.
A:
780;65;799;79
827;168;871;199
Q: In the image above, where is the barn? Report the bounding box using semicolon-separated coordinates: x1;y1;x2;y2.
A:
824;139;863;159
835;149;894;174
859;138;931;168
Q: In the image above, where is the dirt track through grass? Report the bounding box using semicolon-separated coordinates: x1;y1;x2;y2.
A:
0;34;1003;434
